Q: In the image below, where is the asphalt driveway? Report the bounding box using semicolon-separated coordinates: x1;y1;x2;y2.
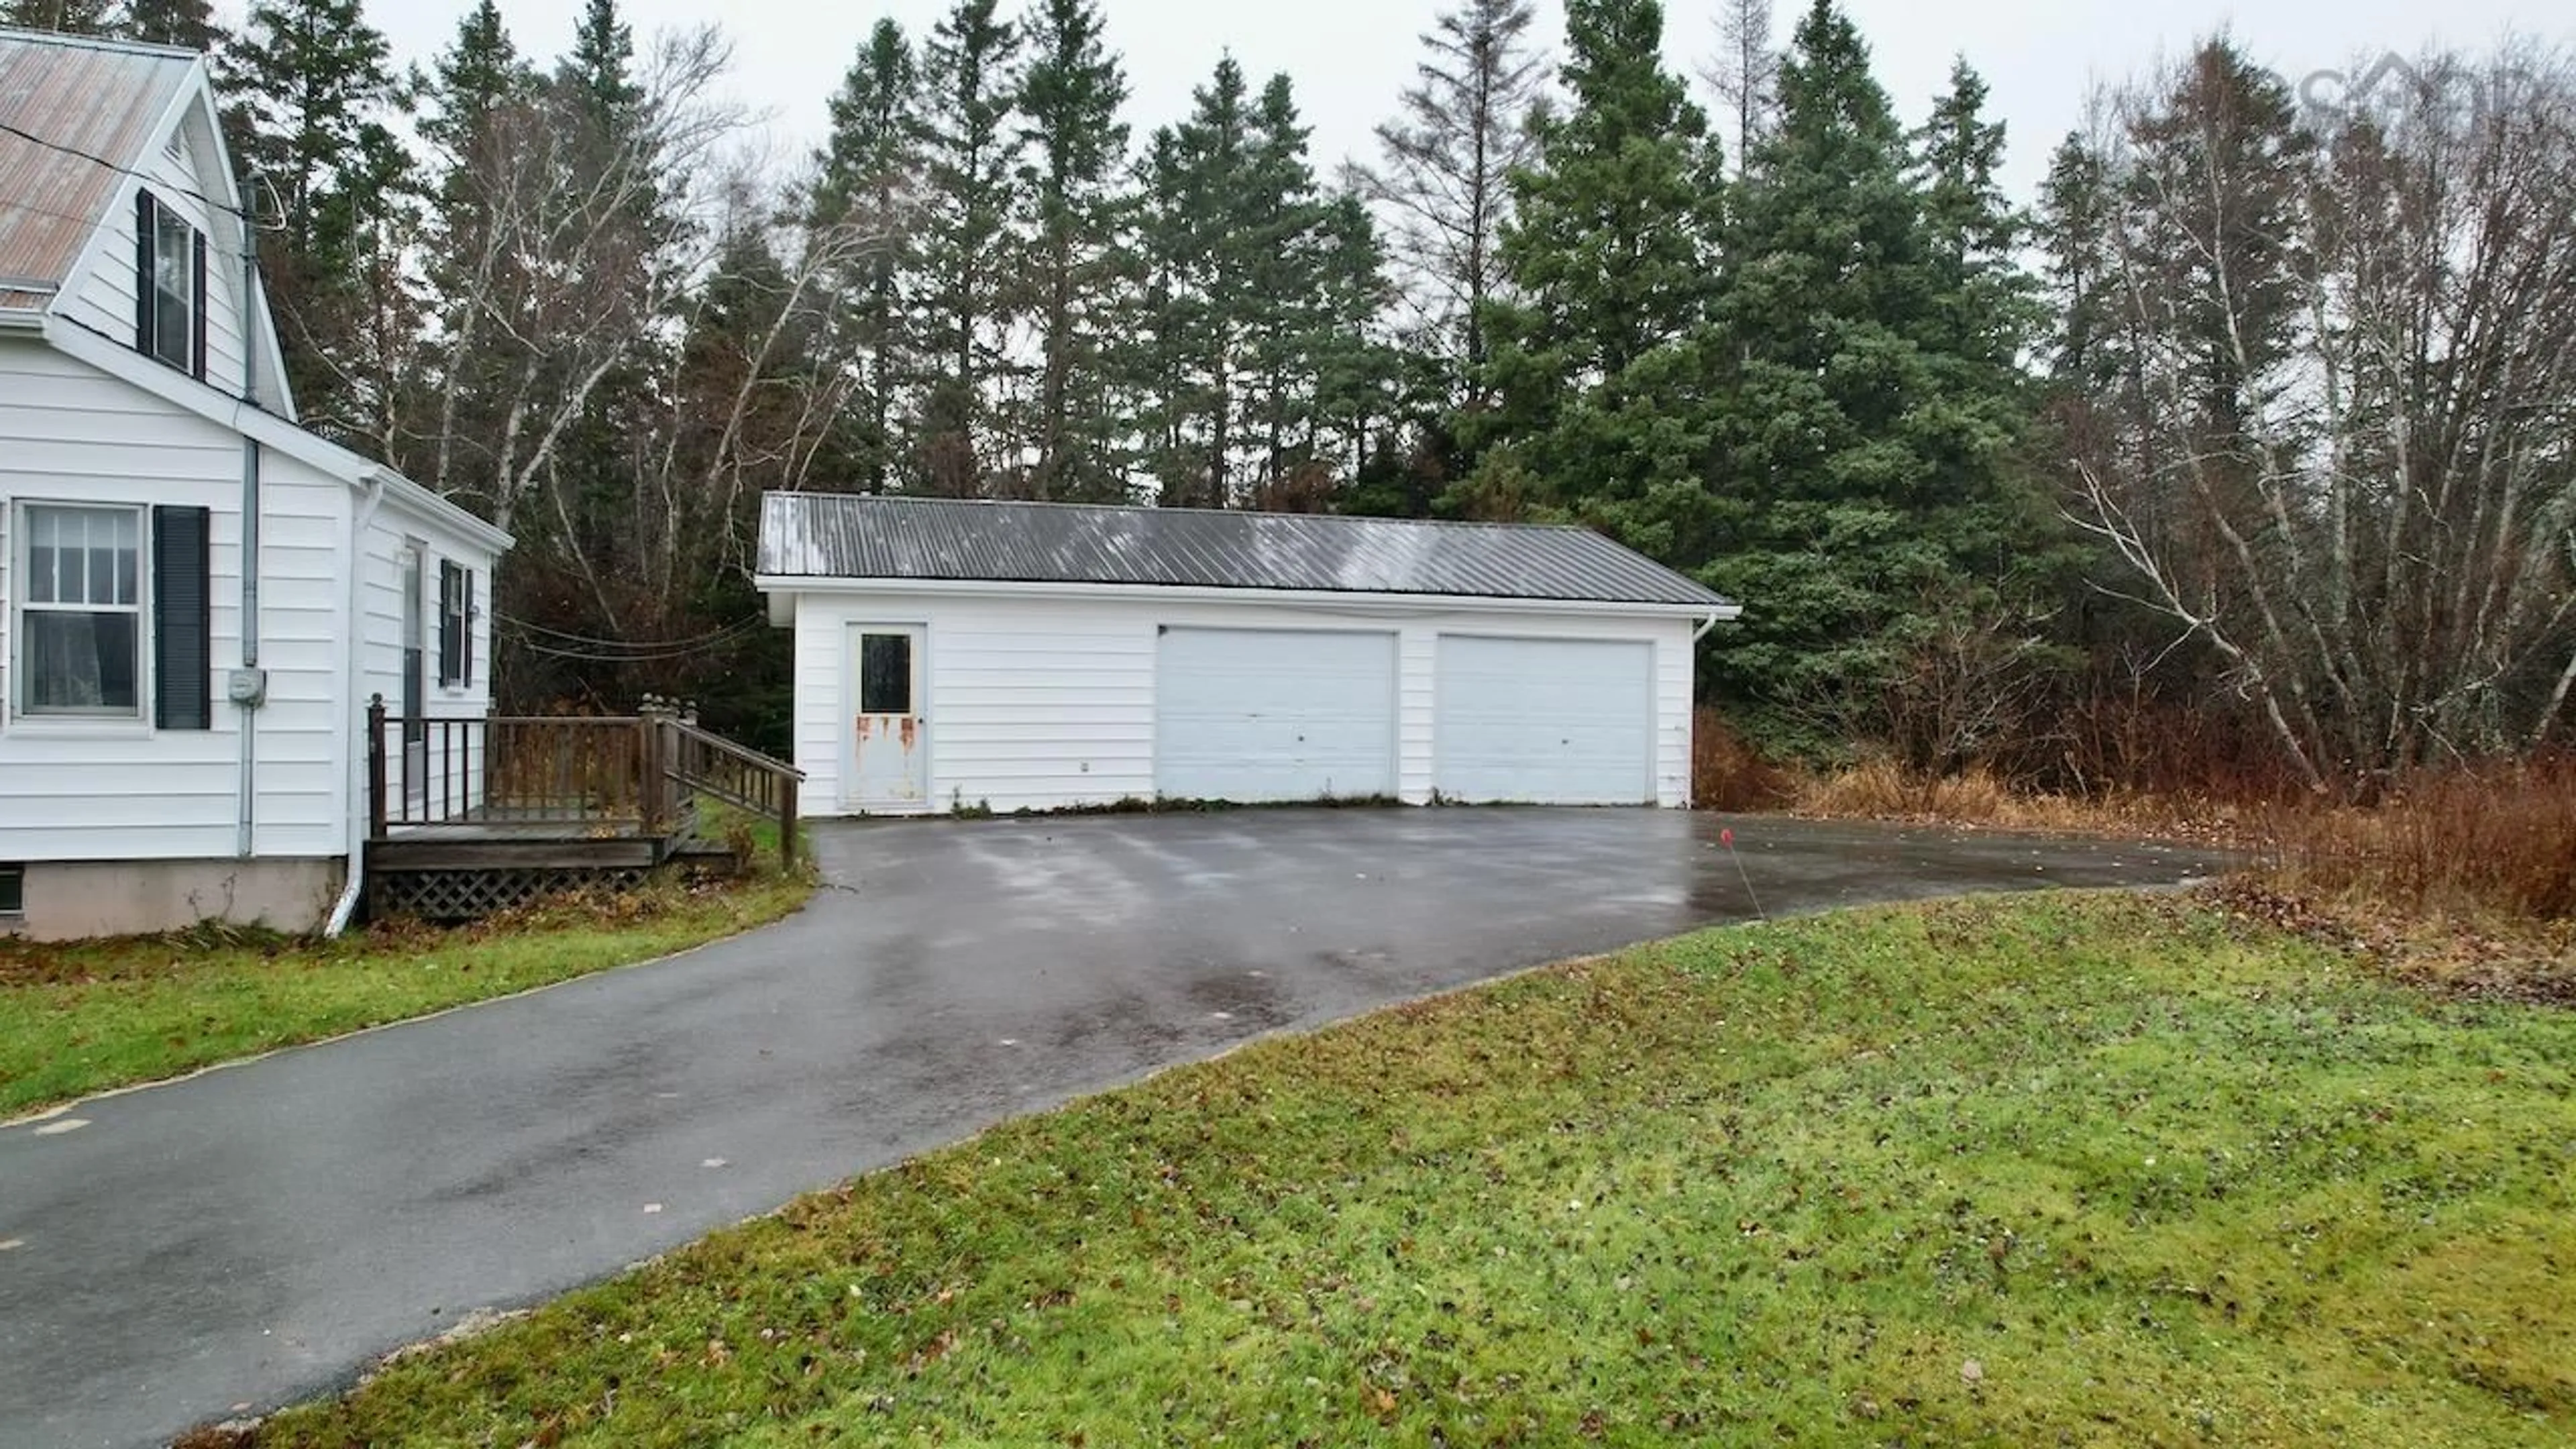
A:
0;809;2228;1448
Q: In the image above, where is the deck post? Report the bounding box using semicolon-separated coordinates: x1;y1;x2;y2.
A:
637;698;665;835
779;775;798;871
366;694;388;841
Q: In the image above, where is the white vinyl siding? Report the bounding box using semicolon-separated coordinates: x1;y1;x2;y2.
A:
0;340;352;861
1155;627;1397;802
357;504;495;824
61;138;249;396
1434;635;1656;804
786;589;1698;815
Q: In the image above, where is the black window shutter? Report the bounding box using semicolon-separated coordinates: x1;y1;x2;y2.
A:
438;559;462;686
190;230;209;380
153;505;213;731
133;189;155;352
464;569;476;687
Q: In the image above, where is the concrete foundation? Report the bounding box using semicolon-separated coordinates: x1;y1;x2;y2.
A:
3;857;345;940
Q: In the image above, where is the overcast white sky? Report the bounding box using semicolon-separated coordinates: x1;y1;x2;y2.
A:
333;0;2559;200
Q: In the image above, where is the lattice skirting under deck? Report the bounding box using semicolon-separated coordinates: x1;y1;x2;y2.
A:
370;865;654;922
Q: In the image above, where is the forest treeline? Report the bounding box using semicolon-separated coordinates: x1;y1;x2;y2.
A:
9;0;2573;792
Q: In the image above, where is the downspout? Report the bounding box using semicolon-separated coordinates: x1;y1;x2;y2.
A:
1694;609;1725;643
325;474;388;936
234;244;264;859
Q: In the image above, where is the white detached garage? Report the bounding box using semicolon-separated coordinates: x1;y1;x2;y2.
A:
755;494;1737;815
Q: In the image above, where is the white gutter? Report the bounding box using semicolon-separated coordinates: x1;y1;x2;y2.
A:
324;475;388;936
754;574;1744;621
0;308;44;333
1694;608;1728;642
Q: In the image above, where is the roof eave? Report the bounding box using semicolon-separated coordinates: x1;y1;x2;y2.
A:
753;573;1735;617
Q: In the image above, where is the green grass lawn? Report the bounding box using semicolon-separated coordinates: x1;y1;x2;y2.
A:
0;871;810;1119
231;892;2575;1448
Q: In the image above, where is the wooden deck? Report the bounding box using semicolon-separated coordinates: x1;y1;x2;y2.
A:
364;698;800;921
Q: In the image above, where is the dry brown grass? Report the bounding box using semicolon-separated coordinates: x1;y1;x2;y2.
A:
2255;757;2576;922
1784;759;2251;842
1689;708;1796;812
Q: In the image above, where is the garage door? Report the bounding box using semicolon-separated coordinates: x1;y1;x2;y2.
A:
1436;635;1654;804
1157;627;1397;802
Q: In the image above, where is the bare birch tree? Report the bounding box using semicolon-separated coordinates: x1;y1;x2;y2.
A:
396;26;745;536
2064;40;2576;788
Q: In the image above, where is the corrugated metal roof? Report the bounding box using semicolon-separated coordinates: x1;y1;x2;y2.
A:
758;493;1734;608
0;30;198;309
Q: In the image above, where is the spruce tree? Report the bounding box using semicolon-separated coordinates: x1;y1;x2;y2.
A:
221;0;411;437
1469;0;1721;561
561;0;642;120
2036;133;2114;386
406;0;535;494
1705;0;2051;756
1132;58;1252;506
1914;60;2033;372
121;0;223;51
1;0;115;34
912;0;1022;495
813;19;925;491
1014;0;1131;501
1241;72;1324;488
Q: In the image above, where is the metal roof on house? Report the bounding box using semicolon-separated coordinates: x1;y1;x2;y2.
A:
757;493;1734;608
0;30;197;310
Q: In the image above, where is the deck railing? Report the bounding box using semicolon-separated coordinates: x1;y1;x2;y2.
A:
366;696;803;867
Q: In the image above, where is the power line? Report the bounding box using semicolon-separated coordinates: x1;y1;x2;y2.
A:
496;613;768;663
0;116;255;225
496;611;765;651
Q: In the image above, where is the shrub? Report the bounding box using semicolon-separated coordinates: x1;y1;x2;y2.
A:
2260;757;2576;920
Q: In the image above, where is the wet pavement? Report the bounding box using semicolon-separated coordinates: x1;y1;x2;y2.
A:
0;809;2229;1448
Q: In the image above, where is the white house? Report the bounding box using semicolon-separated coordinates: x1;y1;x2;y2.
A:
755;493;1737;816
0;30;511;940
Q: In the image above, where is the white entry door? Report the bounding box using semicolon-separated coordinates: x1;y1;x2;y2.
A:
845;625;927;810
1434;635;1654;804
1155;627;1397;802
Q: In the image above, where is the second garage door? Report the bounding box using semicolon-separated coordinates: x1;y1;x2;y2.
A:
1435;635;1654;804
1156;627;1397;802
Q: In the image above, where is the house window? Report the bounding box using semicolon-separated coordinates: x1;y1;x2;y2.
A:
17;504;144;716
437;559;474;688
6;503;209;727
0;865;23;917
134;189;205;378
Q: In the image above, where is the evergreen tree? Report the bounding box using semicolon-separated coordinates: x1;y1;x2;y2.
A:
1360;0;1548;409
1014;0;1131;501
1132;58;1252;506
221;0;412;438
560;0;642;120
2036;132;2114;385
812;18;925;491
404;0;536;494
121;0;223;52
1913;60;2033;372
1240;72;1325;487
1469;0;1721;561
1;0;115;34
912;0;1022;495
1705;0;2051;759
420;0;529;168
2118;42;2312;438
1130;61;1383;508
